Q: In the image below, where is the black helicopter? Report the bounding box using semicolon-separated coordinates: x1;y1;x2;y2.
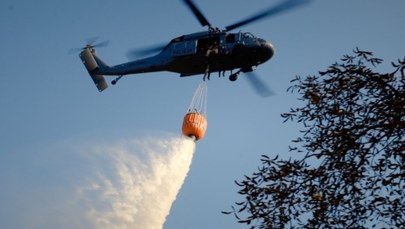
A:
79;0;310;96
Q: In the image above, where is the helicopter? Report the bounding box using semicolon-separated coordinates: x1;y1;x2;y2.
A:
79;0;310;96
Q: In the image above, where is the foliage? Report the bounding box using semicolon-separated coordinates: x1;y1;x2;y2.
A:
223;49;405;228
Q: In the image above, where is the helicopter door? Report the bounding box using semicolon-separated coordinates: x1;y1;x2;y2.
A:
172;40;197;57
197;36;220;55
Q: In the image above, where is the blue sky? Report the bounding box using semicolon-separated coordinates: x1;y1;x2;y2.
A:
1;0;405;228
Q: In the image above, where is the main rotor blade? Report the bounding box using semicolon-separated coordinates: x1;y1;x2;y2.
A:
126;44;166;59
245;72;274;97
183;0;211;27
225;0;311;31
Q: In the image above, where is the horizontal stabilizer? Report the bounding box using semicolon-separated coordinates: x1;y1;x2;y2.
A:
90;73;108;92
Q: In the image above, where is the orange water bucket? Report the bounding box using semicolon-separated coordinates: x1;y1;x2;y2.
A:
182;112;207;141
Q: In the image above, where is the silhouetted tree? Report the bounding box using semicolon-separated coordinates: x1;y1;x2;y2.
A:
223;49;405;228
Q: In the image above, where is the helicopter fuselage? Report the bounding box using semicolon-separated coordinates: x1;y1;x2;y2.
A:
87;30;274;78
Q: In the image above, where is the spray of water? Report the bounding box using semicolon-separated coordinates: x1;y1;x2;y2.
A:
0;133;195;229
77;134;196;229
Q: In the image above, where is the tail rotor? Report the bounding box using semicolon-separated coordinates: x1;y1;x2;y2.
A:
69;38;109;54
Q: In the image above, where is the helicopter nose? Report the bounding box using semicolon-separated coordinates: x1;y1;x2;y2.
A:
260;39;275;61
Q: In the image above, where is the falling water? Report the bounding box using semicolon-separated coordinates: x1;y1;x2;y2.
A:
0;133;196;229
78;135;196;229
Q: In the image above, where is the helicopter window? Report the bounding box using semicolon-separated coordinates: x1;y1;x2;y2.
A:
225;34;236;43
242;32;255;38
197;36;220;53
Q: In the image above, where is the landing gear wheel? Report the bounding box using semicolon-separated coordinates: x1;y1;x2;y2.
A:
112;75;123;85
229;74;238;82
